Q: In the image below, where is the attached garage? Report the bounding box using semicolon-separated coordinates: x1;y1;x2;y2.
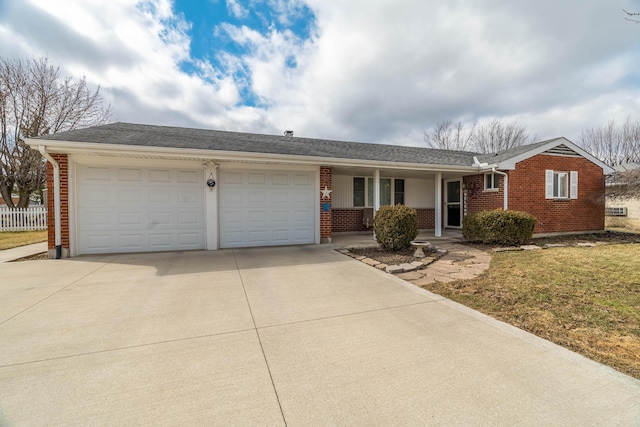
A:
219;168;316;248
76;164;205;254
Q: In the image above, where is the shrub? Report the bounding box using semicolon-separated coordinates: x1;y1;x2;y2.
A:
373;205;419;250
462;210;536;246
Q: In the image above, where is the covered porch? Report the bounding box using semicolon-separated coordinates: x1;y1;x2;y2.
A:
327;164;476;240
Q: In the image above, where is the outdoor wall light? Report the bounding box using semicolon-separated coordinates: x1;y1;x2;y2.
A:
207;173;216;190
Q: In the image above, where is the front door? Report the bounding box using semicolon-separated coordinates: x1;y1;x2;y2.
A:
445;180;462;228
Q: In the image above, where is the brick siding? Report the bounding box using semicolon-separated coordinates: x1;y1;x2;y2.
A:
320;166;332;240
332;207;435;232
465;154;606;233
46;154;70;251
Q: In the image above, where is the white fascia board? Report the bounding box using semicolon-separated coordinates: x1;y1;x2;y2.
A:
497;137;615;174
27;138;480;174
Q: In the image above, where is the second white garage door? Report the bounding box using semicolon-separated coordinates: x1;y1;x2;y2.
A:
219;169;316;248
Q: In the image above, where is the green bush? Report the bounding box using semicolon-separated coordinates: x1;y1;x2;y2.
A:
462;210;536;246
373;205;419;250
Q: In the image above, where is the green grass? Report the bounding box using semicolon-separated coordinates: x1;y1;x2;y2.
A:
0;230;47;250
420;244;640;379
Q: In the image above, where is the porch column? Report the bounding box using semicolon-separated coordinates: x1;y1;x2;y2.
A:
435;172;442;237
373;169;380;212
373;169;380;239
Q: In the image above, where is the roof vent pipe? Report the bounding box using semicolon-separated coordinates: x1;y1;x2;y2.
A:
284;130;294;137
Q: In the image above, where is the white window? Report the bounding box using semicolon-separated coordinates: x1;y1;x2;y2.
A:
353;177;405;207
484;173;500;191
545;170;578;200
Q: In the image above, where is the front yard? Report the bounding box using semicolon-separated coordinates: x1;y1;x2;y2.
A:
420;244;640;379
0;230;47;250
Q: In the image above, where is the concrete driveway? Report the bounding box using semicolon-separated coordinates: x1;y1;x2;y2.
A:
1;245;639;425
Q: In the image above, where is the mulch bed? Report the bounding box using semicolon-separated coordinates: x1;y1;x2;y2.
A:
346;246;436;266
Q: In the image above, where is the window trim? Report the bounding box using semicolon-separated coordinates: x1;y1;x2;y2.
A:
484;172;500;192
353;177;405;207
545;169;578;200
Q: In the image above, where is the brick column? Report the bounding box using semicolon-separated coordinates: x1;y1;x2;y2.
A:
47;154;70;258
320;166;332;243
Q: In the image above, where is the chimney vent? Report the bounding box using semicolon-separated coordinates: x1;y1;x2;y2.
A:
284;130;294;137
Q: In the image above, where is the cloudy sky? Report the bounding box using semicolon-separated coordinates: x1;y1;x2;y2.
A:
1;0;639;146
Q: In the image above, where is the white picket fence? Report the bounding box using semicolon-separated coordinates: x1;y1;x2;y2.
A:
0;207;48;231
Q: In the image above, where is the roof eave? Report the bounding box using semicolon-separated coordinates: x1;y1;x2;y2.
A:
28;138;480;173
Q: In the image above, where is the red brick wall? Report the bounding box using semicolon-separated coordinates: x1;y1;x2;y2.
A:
332;209;369;232
332;208;435;232
320;166;332;240
46;154;69;250
464;174;504;213
508;155;605;233
465;157;606;233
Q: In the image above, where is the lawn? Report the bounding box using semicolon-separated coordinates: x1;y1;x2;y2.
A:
0;230;48;250
420;244;640;380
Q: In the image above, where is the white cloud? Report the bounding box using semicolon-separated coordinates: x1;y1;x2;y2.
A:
226;0;249;19
1;0;639;147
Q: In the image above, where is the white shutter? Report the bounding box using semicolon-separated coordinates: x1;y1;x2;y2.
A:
570;171;578;199
545;170;554;199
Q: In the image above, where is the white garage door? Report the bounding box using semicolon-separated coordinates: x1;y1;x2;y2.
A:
219;169;316;248
77;165;205;254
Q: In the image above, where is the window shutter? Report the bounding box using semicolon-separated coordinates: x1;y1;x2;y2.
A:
545;170;554;199
570;171;578;199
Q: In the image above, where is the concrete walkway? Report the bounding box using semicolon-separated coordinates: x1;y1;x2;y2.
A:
1;246;639;425
0;242;47;263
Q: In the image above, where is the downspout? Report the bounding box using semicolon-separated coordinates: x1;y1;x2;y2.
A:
492;168;508;210
39;146;62;259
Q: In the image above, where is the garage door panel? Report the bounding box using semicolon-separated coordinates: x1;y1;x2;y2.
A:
220;169;315;248
77;165;205;254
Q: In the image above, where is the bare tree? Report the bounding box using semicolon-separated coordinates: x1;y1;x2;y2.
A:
473;119;534;154
623;9;640;23
424;118;534;153
0;57;111;207
579;118;640;167
423;119;476;151
607;169;640;200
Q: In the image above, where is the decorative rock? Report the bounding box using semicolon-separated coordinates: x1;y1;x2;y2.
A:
520;245;542;251
375;263;388;270
577;242;596;247
421;257;436;265
362;258;380;266
543;244;566;249
410;261;424;268
397;271;424;281
354;255;367;260
386;265;404;274
399;263;418;272
337;249;351;254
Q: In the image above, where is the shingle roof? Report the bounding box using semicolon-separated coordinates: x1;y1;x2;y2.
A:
475;138;563;164
33;122;479;167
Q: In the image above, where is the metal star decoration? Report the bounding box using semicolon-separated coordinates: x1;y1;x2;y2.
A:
321;186;332;199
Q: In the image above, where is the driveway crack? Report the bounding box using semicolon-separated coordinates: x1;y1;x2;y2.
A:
233;249;288;427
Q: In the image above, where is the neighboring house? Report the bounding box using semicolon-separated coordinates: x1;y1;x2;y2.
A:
605;163;640;231
27;122;614;258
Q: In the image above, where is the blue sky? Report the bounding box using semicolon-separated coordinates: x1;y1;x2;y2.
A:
1;0;640;146
172;0;315;106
